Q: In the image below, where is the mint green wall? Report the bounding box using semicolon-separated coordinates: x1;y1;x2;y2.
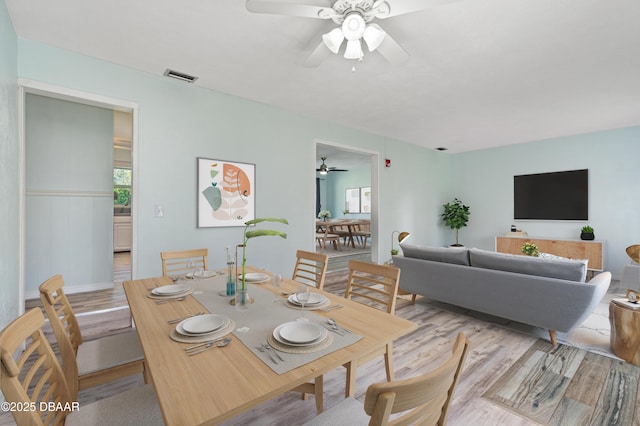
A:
326;166;371;219
0;0;19;328
16;39;446;278
449;127;640;278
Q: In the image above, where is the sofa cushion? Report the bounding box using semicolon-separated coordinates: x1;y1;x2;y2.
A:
400;243;470;266
469;248;587;282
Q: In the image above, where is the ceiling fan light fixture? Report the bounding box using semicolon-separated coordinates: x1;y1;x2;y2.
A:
344;39;363;59
341;13;366;41
322;28;344;54
363;24;386;52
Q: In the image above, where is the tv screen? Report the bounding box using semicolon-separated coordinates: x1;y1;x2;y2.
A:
514;169;588;220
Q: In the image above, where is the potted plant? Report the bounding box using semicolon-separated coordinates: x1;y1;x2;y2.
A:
580;225;595;240
521;242;539;257
238;217;288;292
317;210;331;221
441;198;470;247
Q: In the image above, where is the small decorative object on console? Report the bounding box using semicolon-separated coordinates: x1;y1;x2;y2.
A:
580;225;595;241
626;289;640;304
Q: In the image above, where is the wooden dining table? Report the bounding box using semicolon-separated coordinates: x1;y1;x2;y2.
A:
124;267;417;425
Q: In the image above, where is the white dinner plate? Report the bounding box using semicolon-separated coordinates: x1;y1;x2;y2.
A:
238;272;270;283
273;322;328;347
288;293;327;306
152;284;190;296
186;270;217;279
278;321;324;344
179;314;227;335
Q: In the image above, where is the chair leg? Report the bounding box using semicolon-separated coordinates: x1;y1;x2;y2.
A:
384;344;394;382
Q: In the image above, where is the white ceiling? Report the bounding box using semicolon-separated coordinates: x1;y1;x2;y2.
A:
6;0;640;153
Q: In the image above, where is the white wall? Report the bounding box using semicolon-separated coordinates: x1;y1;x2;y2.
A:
449;127;640;278
326;166;371;219
24;94;114;294
0;0;19;328
15;39;446;278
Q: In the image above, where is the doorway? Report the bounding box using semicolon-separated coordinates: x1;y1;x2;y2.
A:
315;140;379;268
18;81;138;309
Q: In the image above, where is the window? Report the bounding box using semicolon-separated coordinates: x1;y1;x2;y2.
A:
113;168;132;205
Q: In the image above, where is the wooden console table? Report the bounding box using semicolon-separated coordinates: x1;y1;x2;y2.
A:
609;300;640;366
495;236;604;273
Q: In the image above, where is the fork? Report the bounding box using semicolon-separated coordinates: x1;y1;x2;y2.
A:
262;343;285;362
256;345;279;363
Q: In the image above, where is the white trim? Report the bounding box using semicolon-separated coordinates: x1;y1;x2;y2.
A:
17;79;140;306
313;139;380;263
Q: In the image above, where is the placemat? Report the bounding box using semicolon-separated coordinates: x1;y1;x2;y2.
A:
169;319;235;343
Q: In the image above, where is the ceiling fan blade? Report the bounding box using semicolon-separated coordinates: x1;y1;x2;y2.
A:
372;0;432;19
245;0;336;19
305;40;332;67
375;32;409;64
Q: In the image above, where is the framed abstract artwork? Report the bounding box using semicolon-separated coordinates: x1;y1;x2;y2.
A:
197;158;256;227
345;188;361;214
360;187;371;213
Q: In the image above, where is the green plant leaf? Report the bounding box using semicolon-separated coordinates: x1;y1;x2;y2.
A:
245;230;287;239
244;217;288;226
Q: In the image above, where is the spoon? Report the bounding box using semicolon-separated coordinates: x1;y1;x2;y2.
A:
187;338;232;356
327;318;351;333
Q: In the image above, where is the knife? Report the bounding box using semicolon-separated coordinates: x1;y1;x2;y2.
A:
185;336;226;351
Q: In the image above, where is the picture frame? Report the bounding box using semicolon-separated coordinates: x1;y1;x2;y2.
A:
360;187;371;213
197;158;256;228
345;188;361;213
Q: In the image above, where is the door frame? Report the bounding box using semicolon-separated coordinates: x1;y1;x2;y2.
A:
17;79;139;313
313;139;380;263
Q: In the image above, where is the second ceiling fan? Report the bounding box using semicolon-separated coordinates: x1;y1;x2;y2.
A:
317;157;348;174
245;0;436;67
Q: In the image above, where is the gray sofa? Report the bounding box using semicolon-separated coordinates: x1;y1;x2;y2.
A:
392;244;611;345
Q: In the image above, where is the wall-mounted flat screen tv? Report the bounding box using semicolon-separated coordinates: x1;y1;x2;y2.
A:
514;169;588;220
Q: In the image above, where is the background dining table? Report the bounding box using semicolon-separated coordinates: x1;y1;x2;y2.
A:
124;266;417;425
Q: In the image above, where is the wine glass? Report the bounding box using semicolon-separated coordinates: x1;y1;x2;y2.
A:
193;267;204;294
235;290;251;332
186;260;196;280
296;284;310;322
272;273;282;302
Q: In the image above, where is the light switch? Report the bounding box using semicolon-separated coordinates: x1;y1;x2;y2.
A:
154;204;164;218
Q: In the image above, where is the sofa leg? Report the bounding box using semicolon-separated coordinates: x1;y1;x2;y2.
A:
548;330;557;346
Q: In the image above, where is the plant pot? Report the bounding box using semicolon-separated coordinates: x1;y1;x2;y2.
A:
580;232;595;241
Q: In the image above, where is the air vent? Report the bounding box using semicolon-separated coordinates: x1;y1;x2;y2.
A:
163;68;198;83
435;147;448;151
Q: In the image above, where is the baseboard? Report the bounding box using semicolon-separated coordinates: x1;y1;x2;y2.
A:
25;281;114;300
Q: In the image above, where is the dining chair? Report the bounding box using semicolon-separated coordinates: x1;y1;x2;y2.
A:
0;308;163;426
350;219;371;248
292;250;329;290
315;225;342;251
343;260;401;397
39;274;146;400
303;332;470;426
289;250;329;412
160;247;209;276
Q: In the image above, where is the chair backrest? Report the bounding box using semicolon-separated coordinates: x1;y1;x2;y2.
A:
344;260;401;315
160;248;209;277
292;250;329;290
0;308;74;426
363;332;470;426
39;274;82;400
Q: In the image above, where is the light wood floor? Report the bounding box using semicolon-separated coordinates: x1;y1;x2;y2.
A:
3;254;634;426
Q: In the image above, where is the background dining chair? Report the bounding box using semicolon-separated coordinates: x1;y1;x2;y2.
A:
315;225;342;251
289;250;330;412
39;274;146;400
304;332;470;426
343;260;401;397
0;308;163;426
292;250;329;290
160;247;209;276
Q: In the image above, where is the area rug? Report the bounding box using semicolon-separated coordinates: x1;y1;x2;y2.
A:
482;340;640;425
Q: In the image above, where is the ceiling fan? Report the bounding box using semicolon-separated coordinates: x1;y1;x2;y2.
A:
317;157;348;174
245;0;433;67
